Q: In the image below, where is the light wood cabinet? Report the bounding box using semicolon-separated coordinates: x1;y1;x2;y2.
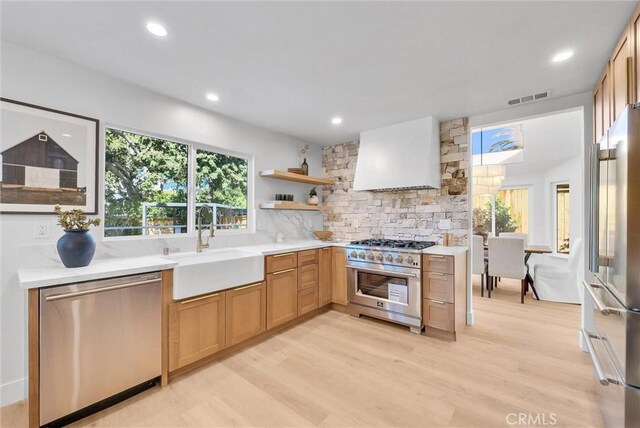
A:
331;247;348;305
169;292;226;371
298;249;319;266
225;282;266;347
593;66;612;144
266;252;297;273
298;286;318;315
421;251;467;340
611;25;632;121
266;268;298;329
633;6;640;103
318;247;332;306
298;263;318;291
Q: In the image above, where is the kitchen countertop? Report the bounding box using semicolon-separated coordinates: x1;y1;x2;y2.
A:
17;240;466;290
422;245;468;256
18;256;178;289
17;240;344;289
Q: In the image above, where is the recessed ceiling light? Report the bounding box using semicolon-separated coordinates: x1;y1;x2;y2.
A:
206;93;220;102
552;50;574;63
146;22;167;37
331;117;343;125
61;133;72;138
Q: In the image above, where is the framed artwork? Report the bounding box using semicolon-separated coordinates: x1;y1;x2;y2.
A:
0;98;99;214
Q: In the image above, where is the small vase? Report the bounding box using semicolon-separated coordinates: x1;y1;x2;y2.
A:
57;229;96;268
308;195;319;205
301;158;309;175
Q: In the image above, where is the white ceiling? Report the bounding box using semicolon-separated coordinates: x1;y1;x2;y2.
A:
1;1;635;145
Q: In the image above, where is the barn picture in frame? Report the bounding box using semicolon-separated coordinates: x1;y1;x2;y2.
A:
0;98;99;214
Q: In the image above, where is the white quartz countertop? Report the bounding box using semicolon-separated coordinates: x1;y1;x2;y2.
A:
17;240;344;289
17;240;463;290
422;245;468;256
18;256;177;289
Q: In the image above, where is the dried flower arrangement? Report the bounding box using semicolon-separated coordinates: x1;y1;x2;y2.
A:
54;204;101;231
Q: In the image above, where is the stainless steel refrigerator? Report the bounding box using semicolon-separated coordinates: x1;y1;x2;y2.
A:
586;104;640;428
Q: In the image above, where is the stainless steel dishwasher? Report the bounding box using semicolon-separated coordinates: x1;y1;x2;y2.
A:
39;272;162;426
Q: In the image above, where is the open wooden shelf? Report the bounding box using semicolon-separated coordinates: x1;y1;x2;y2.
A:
259;203;322;211
259;169;333;186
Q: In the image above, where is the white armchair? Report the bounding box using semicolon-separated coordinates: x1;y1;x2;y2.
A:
472;235;488;296
488;237;527;303
533;239;582;304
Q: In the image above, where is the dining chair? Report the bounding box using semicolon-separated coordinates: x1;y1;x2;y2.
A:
533;239;582;303
499;232;528;245
472;235;488;297
487;237;527;303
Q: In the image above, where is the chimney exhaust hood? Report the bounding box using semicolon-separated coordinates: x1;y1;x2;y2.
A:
353;116;441;191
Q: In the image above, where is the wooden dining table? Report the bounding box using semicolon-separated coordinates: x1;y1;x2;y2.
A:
484;244;553;300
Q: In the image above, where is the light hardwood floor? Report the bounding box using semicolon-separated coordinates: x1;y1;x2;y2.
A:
0;277;603;427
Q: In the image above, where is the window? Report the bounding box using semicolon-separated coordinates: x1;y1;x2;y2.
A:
472;188;529;239
556;184;570;254
104;128;250;237
472;124;524;166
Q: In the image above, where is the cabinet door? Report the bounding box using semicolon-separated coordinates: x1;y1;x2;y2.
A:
298;286;318;316
318;247;333;306
169;292;225;371
298;264;318;291
266;269;298;330
331;247;348;305
422;272;454;303
594;85;603;144
265;252;297;273
633;6;640;103
611;26;631;121
422;299;454;332
225;282;266;347
298;249;319;266
603;69;612;132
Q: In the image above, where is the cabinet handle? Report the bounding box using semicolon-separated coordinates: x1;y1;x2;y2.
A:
322;248;330;251
430;255;445;259
234;283;261;292
272;252;294;258
272;268;295;275
180;292;219;304
430;299;446;305
429;272;445;277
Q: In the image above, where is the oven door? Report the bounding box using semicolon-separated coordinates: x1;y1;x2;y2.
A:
346;262;421;318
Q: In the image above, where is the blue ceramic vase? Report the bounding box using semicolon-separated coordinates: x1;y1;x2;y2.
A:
56;230;96;268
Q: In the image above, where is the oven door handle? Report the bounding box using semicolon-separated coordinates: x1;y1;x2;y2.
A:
346;266;418;278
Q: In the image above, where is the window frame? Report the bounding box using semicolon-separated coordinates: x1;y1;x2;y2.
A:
495;185;531;236
102;124;254;240
553;182;570;255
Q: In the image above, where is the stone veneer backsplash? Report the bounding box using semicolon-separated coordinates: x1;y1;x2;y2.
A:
322;118;469;245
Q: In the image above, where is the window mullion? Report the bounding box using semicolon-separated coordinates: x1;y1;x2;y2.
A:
187;145;197;234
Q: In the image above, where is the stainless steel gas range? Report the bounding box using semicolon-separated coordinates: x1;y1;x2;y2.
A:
346;239;436;334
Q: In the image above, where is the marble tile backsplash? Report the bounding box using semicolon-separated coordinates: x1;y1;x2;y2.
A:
16;210;323;269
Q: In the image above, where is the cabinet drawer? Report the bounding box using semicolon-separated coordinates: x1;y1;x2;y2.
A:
423;298;454;332
298;287;318;316
423;255;454;274
298;249;319;266
298;264;318;291
266;252;298;273
422;272;454;303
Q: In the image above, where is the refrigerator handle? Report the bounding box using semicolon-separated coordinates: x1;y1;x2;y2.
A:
581;329;611;386
588;142;601;273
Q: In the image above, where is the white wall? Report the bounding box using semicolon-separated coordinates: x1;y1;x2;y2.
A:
0;41;324;406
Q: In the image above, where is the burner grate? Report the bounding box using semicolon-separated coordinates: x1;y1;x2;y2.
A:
349;239;436;250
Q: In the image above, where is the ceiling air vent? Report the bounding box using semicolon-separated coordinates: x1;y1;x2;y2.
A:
507;90;552;107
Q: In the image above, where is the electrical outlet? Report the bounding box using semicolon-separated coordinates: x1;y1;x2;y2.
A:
33;222;50;239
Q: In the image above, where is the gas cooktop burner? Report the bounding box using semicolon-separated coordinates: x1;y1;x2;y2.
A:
349;239;436;250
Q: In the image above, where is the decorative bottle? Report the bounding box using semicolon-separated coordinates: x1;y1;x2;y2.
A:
301;158;309;175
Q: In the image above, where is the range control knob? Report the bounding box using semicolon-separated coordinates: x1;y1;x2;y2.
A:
367;252;375;260
350;251;358;258
385;254;393;262
376;253;384;262
395;255;404;263
358;252;366;260
406;256;414;265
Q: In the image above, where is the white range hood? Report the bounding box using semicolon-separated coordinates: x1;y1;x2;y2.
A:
353;116;441;191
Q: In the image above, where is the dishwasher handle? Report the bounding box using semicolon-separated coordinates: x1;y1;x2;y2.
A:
44;278;161;302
